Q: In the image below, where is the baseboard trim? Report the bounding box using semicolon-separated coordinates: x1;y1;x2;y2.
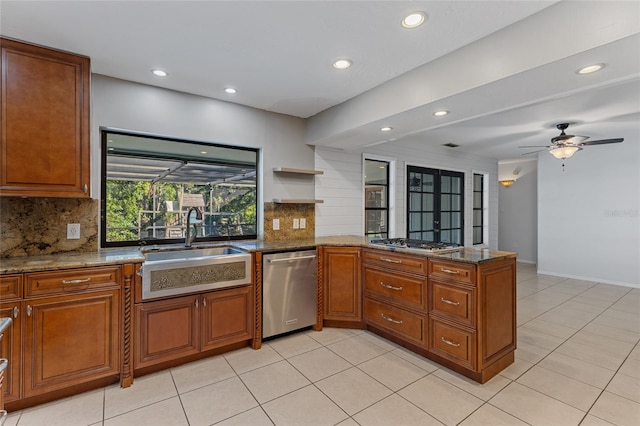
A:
536;269;639;289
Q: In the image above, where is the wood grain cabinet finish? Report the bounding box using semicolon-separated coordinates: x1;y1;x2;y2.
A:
364;297;426;346
322;247;362;323
0;37;90;197
0;274;22;301
0;303;20;404
134;285;254;370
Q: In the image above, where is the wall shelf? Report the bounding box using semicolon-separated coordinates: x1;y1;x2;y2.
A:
273;167;324;175
272;199;324;204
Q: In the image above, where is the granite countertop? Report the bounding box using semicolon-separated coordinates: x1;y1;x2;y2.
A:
0;236;516;274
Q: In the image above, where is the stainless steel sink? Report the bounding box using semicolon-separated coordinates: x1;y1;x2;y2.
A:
141;246;251;300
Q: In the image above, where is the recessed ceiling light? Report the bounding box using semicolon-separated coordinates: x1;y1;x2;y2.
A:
224;87;237;94
151;69;168;77
380;126;393;132
200;151;208;154
577;63;605;74
332;59;352;70
402;12;426;29
433;110;449;117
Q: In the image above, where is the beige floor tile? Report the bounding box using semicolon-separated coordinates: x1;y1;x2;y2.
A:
593;309;640;333
358;331;400;351
390;347;440;372
104;396;188;426
326;334;389;365
358;352;429;391
287;346;352;382
618;356;640;379
537;351;616;388
517;326;565;350
3;411;20;426
588;391;640;426
555;340;626;371
568;331;635;357
536;309;596;330
104;371;177;419
459;404;529;426
215;407;274;425
315;367;392;416
170;354;236;394
490;382;585;426
353;394;442;426
514;341;552;364
398;374;483;425
16;389;104;426
578;414;616;426
433;368;511;401
606;372;640;403
516;365;601;411
519;318;578;339
180;376;258;426
306;327;357;346
336;418;360;426
262;385;348;426
224;344;284;374
499;356;534;381
268;332;323;358
581;321;640;344
240;360;310;403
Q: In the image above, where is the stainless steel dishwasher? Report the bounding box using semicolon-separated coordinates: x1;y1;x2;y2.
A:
262;250;317;339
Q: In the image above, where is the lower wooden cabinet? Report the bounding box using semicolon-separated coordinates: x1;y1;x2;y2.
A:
0;303;20;404
322;247;362;324
23;290;120;398
364;297;427;346
134;285;253;370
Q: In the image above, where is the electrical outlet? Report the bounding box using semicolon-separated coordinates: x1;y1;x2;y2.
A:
273;218;280;231
293;218;300;229
300;218;306;229
67;223;80;239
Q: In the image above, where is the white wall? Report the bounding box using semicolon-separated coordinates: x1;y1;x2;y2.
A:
315;139;499;249
498;159;537;264
538;135;640;287
90;75;312;219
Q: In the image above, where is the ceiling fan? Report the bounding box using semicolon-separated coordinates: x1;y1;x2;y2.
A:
520;123;624;159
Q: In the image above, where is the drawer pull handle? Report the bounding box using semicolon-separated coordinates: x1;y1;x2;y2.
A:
380;257;402;264
440;298;460;306
441;337;461;347
61;277;91;285
13;306;19;318
381;313;403;324
440;268;460;275
380;282;403;291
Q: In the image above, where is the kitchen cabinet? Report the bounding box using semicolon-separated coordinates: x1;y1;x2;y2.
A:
134;285;254;370
0;37;90;197
320;247;362;326
2;266;123;410
362;249;428;346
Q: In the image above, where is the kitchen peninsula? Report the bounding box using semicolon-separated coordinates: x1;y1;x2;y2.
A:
0;236;516;411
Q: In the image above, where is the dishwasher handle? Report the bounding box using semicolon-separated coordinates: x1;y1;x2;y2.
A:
267;255;317;263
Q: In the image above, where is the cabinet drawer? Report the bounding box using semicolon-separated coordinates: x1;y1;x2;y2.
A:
0;275;22;300
363;249;428;275
430;281;474;327
364;267;426;310
429;260;475;285
25;266;121;298
429;319;475;369
364;297;426;345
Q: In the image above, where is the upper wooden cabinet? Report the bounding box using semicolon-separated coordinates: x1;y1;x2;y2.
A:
0;38;90;197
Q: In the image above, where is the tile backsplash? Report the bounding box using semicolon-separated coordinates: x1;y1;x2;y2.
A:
263;202;315;241
0;197;99;257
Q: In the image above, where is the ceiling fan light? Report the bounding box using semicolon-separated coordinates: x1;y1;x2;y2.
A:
550;145;581;159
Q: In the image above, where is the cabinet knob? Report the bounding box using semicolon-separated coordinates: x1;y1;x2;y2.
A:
26;305;32;316
13;306;19;318
195;299;199;308
83;184;88;193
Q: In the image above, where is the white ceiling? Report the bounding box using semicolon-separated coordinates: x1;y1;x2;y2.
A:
2;1;639;161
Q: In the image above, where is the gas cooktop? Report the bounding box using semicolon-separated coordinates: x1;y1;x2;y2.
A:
369;238;463;253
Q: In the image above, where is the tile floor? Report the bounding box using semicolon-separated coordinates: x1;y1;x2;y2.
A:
5;263;640;425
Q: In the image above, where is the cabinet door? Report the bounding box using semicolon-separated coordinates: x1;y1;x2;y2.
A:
0;303;20;404
134;295;199;369
0;38;90;197
23;290;119;398
201;286;253;351
323;247;362;322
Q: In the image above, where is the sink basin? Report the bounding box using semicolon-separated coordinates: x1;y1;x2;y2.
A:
141;246;251;300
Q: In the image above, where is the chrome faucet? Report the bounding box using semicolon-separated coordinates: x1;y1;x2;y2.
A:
185;207;203;247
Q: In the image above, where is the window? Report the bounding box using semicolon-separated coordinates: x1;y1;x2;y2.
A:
407;166;464;244
364;159;389;239
473;173;484;245
101;130;258;247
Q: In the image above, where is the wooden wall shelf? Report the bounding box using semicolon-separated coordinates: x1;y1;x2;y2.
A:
272;199;324;204
273;167;324;175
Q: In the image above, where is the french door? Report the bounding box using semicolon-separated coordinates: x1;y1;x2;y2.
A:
407;166;464;244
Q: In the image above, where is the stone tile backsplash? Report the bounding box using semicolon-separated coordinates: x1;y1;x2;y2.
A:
263;202;315;241
0;197;99;257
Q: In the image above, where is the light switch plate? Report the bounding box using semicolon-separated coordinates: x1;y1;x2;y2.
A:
273;218;280;230
67;223;80;239
300;218;306;229
293;218;300;229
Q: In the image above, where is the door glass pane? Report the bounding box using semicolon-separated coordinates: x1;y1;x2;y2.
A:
409;172;421;189
423;194;434;211
409;213;421;231
441;176;450;192
452;212;461;227
441;212;450;228
424;231;434;241
473;210;482;224
452;230;462;244
474;175;482;191
410;193;421;210
451;176;462;193
451;195;461;211
474;192;482;206
423;213;434;230
441;194;450;210
441;230;451;242
422;174;434;192
473;228;482;244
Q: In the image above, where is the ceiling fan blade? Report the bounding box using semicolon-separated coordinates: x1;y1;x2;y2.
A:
521;149;546;156
579;138;624;146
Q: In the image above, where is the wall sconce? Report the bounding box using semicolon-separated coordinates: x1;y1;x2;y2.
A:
499;179;515;187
